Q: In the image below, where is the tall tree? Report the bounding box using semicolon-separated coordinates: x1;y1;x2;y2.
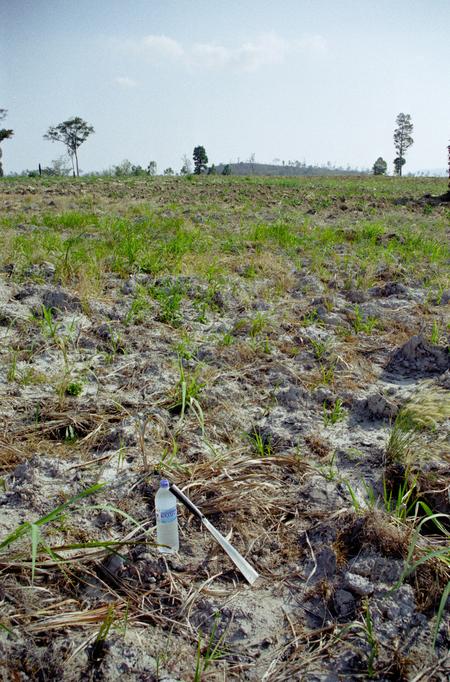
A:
44;117;94;177
0;109;14;177
393;113;413;176
147;161;157;176
193;146;208;175
372;157;387;175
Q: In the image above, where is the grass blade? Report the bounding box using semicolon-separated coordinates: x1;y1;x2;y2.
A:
30;523;40;584
432;581;450;648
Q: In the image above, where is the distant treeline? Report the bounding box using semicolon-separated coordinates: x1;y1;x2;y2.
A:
214;161;367;176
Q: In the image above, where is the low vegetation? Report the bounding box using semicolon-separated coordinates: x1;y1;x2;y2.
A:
0;174;448;680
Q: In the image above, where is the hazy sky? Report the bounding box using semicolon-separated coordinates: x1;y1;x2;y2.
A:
1;0;449;175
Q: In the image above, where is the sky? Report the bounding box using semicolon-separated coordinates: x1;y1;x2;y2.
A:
1;0;449;175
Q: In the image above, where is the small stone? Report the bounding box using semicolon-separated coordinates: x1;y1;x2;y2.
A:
344;572;374;596
370;282;409;298
333;589;356;619
166;557;186;571
104;555;124;576
365;392;398;419
439;290;450;305
95;510;115;527
277;386;304;409
12;461;33;483
121;279;136;295
345;289;368;303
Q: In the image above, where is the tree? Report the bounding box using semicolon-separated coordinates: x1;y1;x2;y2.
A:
180;154;192;175
44;116;94;177
0;109;14;177
248;152;256;174
373;157;387;175
132;165;146;176
147;161;157;176
207;164;217;175
393;113;413;176
222;164;231;176
164;167;174;175
113;159;133;176
193;146;208;174
42;155;72;176
393;157;406;176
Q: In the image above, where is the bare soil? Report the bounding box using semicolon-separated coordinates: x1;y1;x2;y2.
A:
0;176;449;681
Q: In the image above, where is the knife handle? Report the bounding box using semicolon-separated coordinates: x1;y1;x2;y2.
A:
169;483;204;521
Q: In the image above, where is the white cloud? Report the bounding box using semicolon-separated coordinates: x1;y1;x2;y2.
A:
189;33;291;71
121;32;327;71
190;43;231;69
115;76;138;88
234;33;290;71
142;34;184;59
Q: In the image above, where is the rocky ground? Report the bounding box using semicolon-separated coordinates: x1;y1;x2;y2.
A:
0;175;449;681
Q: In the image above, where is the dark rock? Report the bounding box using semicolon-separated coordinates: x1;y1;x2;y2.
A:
439;290;450;305
12;461;33;482
14;286;36;301
315;547;337;580
211;290;226;310
370;281;409;298
196;347;220;365
349;555;403;584
78;336;97;349
252;299;269;311
165;557;186;572
95;323;112;340
333;589;356;619
98;425;137;450
438;370;450;390
42;289;81;313
276;386;305;409
303;522;337;547
1;263;14;275
95;511;115;527
377;585;415;622
303;596;330;628
107;307;123;321
385;335;449;377
103;555;124;576
302;475;344;510
363;392;399;420
345;289;368;304
304;546;337;581
313;387;336;406
121;279;136;295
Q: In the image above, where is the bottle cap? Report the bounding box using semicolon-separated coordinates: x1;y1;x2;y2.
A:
160;479;170;488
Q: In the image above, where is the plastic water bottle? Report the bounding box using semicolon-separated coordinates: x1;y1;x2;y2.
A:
155;479;179;553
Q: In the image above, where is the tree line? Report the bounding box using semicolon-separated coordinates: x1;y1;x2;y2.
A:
0;110;427;179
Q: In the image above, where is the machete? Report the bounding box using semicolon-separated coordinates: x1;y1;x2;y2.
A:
169;483;259;585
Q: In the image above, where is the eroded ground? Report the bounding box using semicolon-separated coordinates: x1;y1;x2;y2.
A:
0;175;449;681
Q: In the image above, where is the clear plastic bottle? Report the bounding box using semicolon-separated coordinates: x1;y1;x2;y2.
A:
155;479;179;553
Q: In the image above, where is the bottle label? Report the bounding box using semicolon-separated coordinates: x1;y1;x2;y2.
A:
157;506;177;524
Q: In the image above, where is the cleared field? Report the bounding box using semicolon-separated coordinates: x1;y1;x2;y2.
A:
0;175;449;681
